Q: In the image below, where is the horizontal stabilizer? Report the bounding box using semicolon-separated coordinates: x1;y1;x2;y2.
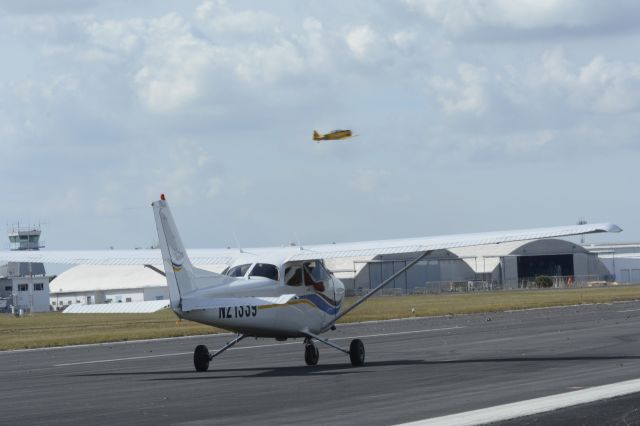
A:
181;294;296;312
63;300;170;314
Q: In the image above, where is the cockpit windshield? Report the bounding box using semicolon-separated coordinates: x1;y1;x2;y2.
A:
249;263;279;281
226;264;251;277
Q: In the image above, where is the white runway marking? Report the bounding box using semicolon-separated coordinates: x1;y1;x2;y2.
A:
396;377;640;426
617;308;640;313
53;326;463;367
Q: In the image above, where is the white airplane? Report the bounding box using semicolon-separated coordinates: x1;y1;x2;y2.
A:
0;194;622;371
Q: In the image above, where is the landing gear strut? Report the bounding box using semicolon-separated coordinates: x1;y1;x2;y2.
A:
302;331;366;367
193;334;246;372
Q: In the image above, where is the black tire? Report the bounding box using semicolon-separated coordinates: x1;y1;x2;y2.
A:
304;344;319;366
349;339;365;366
194;344;210;372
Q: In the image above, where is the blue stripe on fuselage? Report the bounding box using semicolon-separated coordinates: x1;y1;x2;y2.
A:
298;294;341;315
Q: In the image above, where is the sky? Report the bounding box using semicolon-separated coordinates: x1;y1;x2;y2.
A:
1;0;639;251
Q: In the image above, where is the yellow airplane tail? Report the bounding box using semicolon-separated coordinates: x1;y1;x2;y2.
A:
313;130;321;141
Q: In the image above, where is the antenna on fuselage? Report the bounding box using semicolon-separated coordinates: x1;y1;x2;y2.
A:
232;232;244;253
293;232;304;251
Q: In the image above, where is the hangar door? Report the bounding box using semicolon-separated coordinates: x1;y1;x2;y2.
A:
517;254;574;279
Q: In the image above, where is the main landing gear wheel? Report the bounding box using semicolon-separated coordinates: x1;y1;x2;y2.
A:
349;339;365;366
304;342;320;366
194;344;210;372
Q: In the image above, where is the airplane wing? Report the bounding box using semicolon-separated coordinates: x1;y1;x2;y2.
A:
0;222;621;265
287;222;622;261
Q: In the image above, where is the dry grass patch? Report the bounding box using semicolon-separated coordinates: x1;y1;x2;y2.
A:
337;286;640;323
0;309;222;350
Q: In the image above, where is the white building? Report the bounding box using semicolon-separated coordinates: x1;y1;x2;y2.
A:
49;264;226;310
0;275;51;312
587;243;640;284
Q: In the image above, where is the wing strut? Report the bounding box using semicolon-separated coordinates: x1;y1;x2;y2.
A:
144;264;166;277
303;331;349;355
328;250;432;328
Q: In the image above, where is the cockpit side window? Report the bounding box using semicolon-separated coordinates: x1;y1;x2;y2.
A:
303;261;330;292
284;265;303;286
226;264;251;277
249;263;279;281
303;261;329;284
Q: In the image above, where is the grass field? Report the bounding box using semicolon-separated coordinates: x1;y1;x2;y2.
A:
2;286;640;350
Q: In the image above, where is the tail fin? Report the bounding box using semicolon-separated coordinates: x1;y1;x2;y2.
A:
313;130;321;141
152;194;198;312
152;194;236;314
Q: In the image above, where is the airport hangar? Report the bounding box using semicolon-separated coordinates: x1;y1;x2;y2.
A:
49;238;614;308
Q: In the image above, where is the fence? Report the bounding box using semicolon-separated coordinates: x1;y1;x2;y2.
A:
513;275;612;289
345;274;618;297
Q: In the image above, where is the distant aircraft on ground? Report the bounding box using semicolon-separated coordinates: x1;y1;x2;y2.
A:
0;195;621;372
313;129;353;142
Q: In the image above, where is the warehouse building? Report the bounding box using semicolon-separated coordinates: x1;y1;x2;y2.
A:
587;243;640;284
336;238;612;293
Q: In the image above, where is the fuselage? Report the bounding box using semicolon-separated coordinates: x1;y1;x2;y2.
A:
177;259;346;338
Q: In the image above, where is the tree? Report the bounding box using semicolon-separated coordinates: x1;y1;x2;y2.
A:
535;276;553;288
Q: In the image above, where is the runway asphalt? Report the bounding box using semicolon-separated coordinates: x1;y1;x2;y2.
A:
2;300;640;425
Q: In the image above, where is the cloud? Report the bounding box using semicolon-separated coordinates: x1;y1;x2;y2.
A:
429;63;489;114
350;169;390;193
536;48;640;114
345;25;377;59
0;0;98;15
194;0;278;36
391;30;417;52
132;16;215;112
403;0;640;39
84;8;309;113
140;139;225;204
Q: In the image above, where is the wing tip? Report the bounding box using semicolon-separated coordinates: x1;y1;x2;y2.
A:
604;223;623;233
590;222;622;233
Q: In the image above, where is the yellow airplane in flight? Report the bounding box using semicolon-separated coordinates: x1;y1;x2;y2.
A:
313;129;353;142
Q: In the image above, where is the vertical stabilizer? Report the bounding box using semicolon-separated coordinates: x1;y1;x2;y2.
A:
152;194;196;311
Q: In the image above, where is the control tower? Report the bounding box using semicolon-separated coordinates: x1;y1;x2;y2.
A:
0;225;50;312
3;226;46;276
9;226;44;250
